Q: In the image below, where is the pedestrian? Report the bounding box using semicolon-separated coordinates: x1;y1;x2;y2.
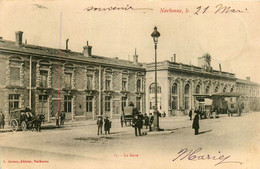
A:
162;111;166;117
133;114;141;136
56;111;60;127
192;112;200;135
189;109;193;120
148;113;154;131
120;115;124;127
97;116;103;135
0;111;5;129
138;115;143;134
144;113;149;129
60;111;66;125
104;117;111;135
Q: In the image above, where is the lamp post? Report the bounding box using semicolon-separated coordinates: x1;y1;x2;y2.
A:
151;26;160;131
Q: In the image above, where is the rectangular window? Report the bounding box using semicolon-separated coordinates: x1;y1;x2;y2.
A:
86;96;93;112
172;96;178;110
136;97;141;111
40;70;48;88
39;95;48;114
9;94;20;110
105;96;111;111
137;79;141;92
39;95;48;101
10;67;20;86
122;77;127;91
184;97;189;109
121;97;127;111
64;96;72;113
65;72;72;89
150;102;153;110
105;77;111;90
86;74;93;90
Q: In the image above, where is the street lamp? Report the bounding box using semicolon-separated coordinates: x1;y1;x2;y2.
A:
151;26;160;131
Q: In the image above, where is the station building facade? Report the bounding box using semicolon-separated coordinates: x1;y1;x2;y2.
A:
146;54;260;116
0;31;146;124
0;31;259;126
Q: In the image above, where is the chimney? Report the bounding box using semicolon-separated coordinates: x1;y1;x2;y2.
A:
15;31;23;46
133;48;138;64
83;41;92;57
66;39;69;50
174;54;176;62
246;77;250;81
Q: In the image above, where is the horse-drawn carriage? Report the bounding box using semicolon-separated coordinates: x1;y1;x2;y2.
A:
9;108;45;132
123;104;140;126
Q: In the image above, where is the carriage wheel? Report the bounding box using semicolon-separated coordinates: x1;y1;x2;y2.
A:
21;121;27;131
10;119;18;132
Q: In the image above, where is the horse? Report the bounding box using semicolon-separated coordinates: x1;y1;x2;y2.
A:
33;114;45;132
26;114;45;132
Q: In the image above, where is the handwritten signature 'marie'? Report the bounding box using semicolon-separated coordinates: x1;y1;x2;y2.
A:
172;148;242;166
84;5;153;11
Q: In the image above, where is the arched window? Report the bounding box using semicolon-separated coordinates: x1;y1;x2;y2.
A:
206;86;210;94
195;85;200;94
223;87;227;92
184;84;189;95
172;83;178;94
230;87;234;93
149;83;161;94
149;83;162;111
184;84;190;109
215;86;219;93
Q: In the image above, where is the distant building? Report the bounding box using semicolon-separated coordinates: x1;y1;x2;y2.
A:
0;31;146;125
146;54;260;116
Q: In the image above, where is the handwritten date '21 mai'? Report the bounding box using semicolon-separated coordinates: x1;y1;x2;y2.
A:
161;4;247;15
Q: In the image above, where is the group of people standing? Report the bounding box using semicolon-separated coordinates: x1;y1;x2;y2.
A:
97;116;112;135
132;113;154;136
56;111;66;126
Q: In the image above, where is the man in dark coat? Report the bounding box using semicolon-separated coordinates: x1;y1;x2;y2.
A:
97;116;103;135
148;113;154;131
104;117;111;135
56;111;60;127
144;113;149;129
0;111;5;129
120;116;124;127
133;115;141;136
60;111;66;125
192;112;200;135
189;109;193;120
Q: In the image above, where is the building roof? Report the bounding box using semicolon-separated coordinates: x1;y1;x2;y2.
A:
236;78;260;86
0;39;145;71
146;60;236;79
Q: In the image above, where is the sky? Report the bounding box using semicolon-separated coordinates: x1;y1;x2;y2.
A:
1;0;260;83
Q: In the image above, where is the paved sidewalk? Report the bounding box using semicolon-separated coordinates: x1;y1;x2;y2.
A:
0;114;229;134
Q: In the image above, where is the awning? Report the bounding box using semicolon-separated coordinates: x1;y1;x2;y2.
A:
211;92;245;98
205;98;213;105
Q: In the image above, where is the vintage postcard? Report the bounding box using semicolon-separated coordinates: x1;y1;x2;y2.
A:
0;0;259;169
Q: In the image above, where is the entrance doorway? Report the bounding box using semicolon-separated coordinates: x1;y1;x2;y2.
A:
52;99;62;122
38;95;49;122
